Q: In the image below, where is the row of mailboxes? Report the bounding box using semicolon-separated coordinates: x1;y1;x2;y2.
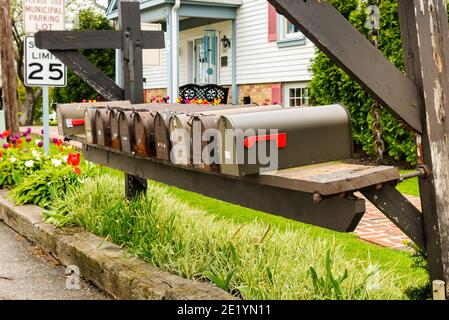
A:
58;102;353;176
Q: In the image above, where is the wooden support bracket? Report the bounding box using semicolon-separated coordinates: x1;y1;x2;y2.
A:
267;0;422;133
361;183;425;250
49;50;124;101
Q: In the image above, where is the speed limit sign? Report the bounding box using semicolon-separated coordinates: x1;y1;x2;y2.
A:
24;36;66;87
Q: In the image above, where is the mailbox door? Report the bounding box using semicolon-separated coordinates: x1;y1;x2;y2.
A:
119;111;134;154
219;105;353;176
133;112;156;157
110;110;121;150
169;115;192;166
95;109;112;147
84;107;97;145
155;113;172;161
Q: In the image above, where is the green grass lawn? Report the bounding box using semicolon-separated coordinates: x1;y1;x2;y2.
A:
396;171;420;197
62;167;425;299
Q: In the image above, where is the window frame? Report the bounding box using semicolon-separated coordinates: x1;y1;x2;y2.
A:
276;15;306;48
283;82;310;108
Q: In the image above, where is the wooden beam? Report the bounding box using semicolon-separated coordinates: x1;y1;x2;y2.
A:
84;144;366;233
36;31;122;49
119;0;144;103
35;30;164;50
361;184;425;250
119;0;147;198
50;50;124;101
267;0;422;133
398;0;449;296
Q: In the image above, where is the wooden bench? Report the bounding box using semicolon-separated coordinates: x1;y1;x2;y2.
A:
179;84;229;104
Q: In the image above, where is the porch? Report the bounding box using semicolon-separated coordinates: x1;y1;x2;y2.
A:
106;0;241;104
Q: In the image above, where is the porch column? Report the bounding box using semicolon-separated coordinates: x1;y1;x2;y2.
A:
166;9;173;101
115;49;123;87
232;18;238;105
166;4;180;103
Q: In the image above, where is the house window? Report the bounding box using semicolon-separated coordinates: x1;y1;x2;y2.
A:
278;16;304;43
284;83;310;107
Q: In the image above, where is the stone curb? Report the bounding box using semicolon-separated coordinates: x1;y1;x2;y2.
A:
0;190;235;300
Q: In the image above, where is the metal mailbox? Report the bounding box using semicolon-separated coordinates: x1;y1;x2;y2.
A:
155;105;252;162
110;108;122;150
190;105;284;171
95;108;112;147
85;107;100;144
118;110;135;154
131;104;197;157
57;103;87;137
217;104;353;176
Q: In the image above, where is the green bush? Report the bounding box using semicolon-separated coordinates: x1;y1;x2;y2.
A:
310;0;417;164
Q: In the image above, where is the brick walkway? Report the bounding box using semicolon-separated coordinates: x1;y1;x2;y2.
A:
23;126;419;250
354;194;421;250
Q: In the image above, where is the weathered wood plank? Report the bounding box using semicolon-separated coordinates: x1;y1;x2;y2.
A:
267;0;422;133
119;1;147;197
49;50;124;101
35;31;122;49
84;144;366;233
252;162;399;196
119;0;144;103
361;184;425;250
35;30;164;50
398;0;449;295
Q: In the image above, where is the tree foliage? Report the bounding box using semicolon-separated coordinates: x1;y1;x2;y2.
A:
51;9;115;103
309;0;417;165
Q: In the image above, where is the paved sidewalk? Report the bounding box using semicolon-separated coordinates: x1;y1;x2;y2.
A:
0;222;111;300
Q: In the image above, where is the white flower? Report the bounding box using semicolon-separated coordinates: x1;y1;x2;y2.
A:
63;155;68;163
9;157;17;163
32;149;41;160
52;159;62;167
25;160;34;168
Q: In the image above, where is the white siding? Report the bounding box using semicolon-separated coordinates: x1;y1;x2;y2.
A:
143;30;168;89
142;0;314;89
235;0;314;84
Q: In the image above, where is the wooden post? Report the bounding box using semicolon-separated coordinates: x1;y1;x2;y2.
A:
0;0;20;135
118;0;148;198
398;0;449;298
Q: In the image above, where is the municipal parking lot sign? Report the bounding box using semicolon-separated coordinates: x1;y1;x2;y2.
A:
24;36;67;87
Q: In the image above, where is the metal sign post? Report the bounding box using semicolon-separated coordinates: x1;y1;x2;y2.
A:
23;0;66;155
24;36;66;155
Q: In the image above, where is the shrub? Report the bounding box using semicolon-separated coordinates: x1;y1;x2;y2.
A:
310;0;417;164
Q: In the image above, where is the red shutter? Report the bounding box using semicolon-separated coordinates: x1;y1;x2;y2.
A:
268;4;277;42
271;83;282;104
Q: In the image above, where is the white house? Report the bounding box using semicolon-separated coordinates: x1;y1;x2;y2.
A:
106;0;315;107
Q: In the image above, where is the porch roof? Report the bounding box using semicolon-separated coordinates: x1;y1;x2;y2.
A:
106;0;242;22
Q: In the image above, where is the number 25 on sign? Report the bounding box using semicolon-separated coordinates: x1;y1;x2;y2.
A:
24;36;66;87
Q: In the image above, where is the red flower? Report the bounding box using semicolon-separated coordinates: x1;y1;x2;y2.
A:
17;138;23;145
73;167;81;175
2;130;10;138
0;151;3;158
67;153;81;167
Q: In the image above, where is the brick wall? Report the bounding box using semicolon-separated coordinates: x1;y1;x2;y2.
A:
145;83;280;105
144;88;168;102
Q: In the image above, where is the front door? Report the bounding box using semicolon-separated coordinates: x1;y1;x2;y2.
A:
193;31;218;85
